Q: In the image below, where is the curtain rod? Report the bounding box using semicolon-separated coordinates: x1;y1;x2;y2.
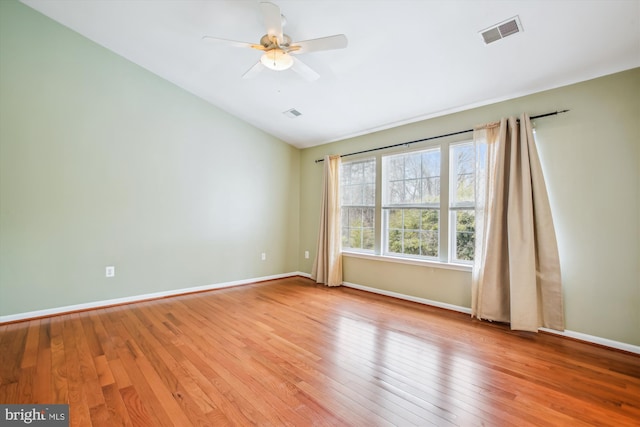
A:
314;109;569;163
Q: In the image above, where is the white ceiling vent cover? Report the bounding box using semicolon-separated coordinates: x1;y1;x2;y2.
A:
283;108;302;118
480;16;523;45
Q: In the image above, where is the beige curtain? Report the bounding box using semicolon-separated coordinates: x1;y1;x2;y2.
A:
472;114;564;332
311;155;343;286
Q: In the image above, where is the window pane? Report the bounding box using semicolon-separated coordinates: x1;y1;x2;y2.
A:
449;143;476;263
405;155;420;179
404;209;420;229
341;185;352;205
363;229;375;250
385;208;439;258
384;149;440;207
364;183;375;205
352;208;362;227
451;143;475;205
353;185;365;205
456;173;474;203
388;157;404;181
364;160;375;182
404;179;420;203
389;181;404;204
363;208;374;228
421;176;440;203
421;150;440;178
383;149;442;260
340;164;350;186
404;231;420;254
350;162;363;184
388;229;402;253
340;159;376;252
420;231;438;257
388;209;403;229
341;228;349;247
349;229;362;248
421;209;439;231
454;210;475;262
420;210;439;257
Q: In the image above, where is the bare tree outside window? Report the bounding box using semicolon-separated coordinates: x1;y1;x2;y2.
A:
450;143;476;263
383;148;440;259
339;140;478;265
340;159;376;251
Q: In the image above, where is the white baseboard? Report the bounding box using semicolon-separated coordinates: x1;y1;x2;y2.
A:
0;272;301;324
342;281;640;355
342;281;472;314
539;328;640;355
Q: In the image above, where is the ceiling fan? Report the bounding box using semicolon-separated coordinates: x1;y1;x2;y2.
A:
202;1;348;81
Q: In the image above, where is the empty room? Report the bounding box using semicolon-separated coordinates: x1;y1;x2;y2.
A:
1;0;639;425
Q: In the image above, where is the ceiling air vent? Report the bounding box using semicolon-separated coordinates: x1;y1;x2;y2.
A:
283;108;302;118
480;16;523;45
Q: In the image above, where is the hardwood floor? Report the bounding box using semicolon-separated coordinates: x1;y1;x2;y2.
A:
1;276;639;426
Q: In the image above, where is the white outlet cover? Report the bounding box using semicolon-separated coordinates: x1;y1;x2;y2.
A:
105;266;115;277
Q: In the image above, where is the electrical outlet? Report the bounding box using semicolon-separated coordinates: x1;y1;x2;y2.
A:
261;253;266;261
105;266;115;278
304;250;309;259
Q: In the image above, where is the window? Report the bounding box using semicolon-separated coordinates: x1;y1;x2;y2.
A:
340;159;375;252
449;142;476;263
382;148;440;258
339;140;477;266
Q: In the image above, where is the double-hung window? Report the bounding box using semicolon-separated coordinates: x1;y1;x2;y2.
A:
382;148;440;258
449;142;476;263
339;140;477;266
340;159;376;252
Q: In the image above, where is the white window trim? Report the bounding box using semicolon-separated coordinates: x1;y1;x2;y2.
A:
342;250;472;272
339;137;476;271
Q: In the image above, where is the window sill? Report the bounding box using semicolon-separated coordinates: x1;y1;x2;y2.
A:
342;251;473;272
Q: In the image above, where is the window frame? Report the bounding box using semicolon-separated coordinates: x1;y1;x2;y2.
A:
381;147;442;260
448;141;477;265
339;158;376;253
339;138;476;270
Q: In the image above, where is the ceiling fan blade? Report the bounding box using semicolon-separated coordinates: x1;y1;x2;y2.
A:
291;34;348;54
291;57;320;81
260;2;283;44
202;36;265;50
242;61;265;79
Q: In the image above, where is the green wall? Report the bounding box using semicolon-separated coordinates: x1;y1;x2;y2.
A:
0;0;300;316
300;68;640;346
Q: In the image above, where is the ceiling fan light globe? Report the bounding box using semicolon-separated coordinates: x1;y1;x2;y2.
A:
260;49;293;71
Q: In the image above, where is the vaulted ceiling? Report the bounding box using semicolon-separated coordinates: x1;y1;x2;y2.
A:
20;0;640;148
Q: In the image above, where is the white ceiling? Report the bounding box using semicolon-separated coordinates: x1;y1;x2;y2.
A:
20;0;640;149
